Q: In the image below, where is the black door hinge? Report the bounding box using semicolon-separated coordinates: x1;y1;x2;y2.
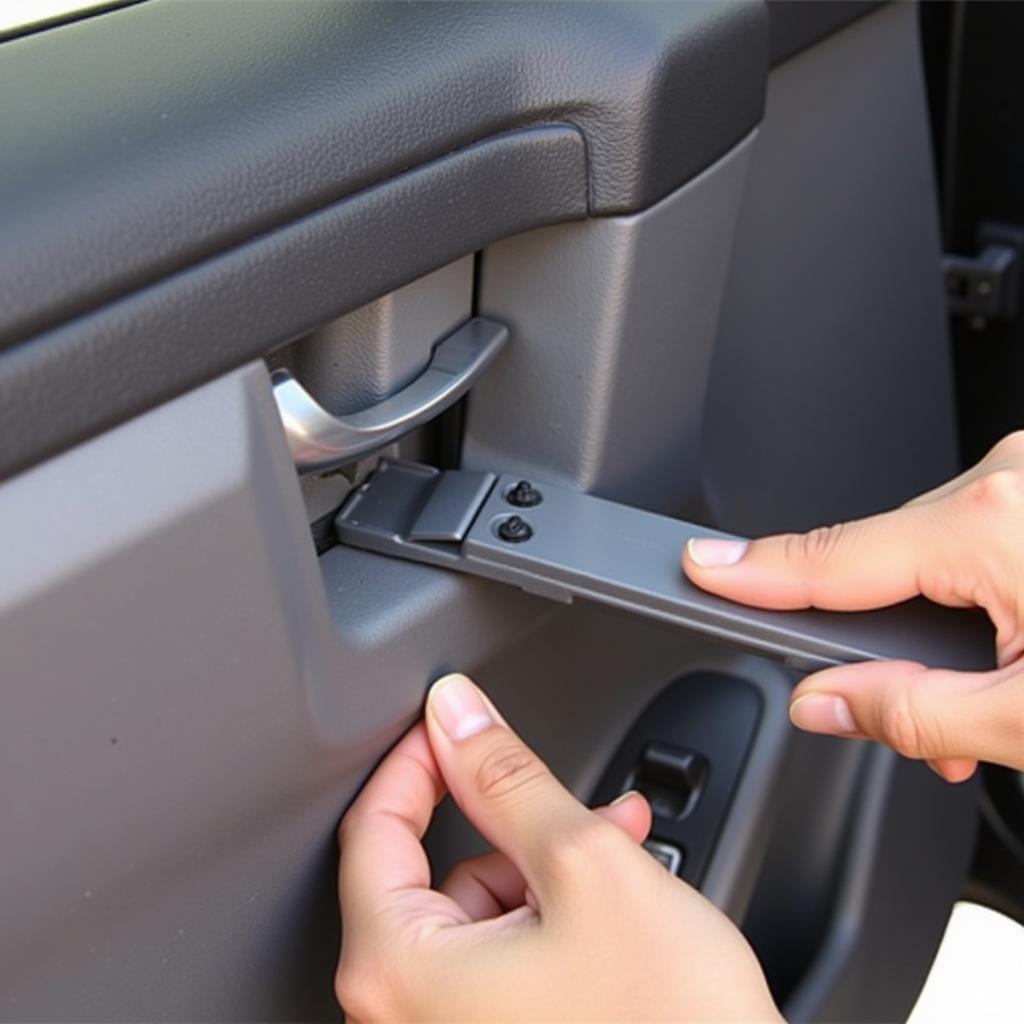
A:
943;221;1024;330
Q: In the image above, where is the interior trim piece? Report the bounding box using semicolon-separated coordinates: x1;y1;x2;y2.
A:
0;0;137;43
0;0;767;350
0;0;772;482
335;460;995;673
767;1;886;65
590;673;766;888
783;753;978;1022
272;317;508;474
464;129;757;521
0;127;585;484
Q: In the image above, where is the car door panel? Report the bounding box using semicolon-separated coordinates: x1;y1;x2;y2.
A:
0;0;766;482
0;362;558;1018
705;1;959;538
464;132;755;518
0;2;987;1021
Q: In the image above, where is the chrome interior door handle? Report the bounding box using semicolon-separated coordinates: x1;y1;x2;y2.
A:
271;316;509;474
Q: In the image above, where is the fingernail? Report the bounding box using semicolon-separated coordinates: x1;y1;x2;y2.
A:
429;673;495;741
611;789;641;806
687;537;748;568
789;693;857;735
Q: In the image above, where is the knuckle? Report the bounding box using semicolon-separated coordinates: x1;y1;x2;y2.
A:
958;469;1024;515
473;741;549;802
336;816;353;850
443;860;470;887
879;690;930;760
441;859;478;895
542;817;621;883
990;430;1024;460
791;523;847;568
336;809;363;849
335;960;383;1022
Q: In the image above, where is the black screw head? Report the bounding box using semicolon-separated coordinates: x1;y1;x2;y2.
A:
506;480;542;507
497;515;533;543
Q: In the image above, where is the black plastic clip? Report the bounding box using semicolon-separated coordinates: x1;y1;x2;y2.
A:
943;221;1024;330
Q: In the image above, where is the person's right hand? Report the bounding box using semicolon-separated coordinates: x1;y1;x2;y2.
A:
683;431;1024;783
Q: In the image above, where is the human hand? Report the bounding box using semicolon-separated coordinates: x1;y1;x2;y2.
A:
684;431;1024;783
336;673;781;1022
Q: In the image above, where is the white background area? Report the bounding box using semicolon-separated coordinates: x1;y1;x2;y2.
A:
910;902;1024;1023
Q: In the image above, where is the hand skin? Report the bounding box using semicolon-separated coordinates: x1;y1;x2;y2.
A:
336;673;782;1023
684;430;1024;783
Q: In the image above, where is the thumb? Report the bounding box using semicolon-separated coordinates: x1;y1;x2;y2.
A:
683;504;944;611
787;659;1024;776
424;673;611;903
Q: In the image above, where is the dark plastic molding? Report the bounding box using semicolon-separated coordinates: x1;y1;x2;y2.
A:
0;127;585;482
0;0;767;350
768;1;886;66
0;0;769;480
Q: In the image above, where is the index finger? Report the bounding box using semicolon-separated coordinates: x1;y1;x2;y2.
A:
338;721;447;922
683;506;936;612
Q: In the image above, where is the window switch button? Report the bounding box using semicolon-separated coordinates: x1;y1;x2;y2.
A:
643;839;685;875
630;742;708;820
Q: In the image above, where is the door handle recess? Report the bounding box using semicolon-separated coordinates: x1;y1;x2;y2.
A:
271;317;508;474
335;460;995;673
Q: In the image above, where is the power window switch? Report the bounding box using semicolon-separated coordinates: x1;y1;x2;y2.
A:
643;839;684;875
631;742;708;821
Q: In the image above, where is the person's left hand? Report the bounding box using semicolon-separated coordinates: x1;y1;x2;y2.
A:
336;673;781;1022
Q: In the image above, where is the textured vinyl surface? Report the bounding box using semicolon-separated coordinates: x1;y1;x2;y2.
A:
0;0;767;349
767;0;884;65
0;127;585;483
0;0;768;481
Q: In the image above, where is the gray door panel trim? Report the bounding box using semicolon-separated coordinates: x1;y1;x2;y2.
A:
0;0;767;348
0;127;585;485
783;754;978;1022
464;131;756;521
768;1;886;66
702;2;958;537
0;362;554;1018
